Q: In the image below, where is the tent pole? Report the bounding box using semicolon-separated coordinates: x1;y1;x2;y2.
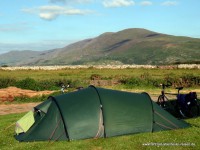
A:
141;92;155;132
89;85;106;138
48;96;70;141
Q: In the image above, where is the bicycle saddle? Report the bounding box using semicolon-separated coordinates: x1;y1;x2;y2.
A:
176;87;183;90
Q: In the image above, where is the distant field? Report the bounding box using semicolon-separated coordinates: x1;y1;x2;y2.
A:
0;65;200;80
0;66;199;89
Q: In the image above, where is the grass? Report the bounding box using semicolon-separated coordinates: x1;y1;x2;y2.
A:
0;113;200;150
0;68;200;81
0;68;200;92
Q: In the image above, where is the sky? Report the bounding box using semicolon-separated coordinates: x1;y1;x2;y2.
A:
0;0;200;54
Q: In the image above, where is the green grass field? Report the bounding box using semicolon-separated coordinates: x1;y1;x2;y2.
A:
0;68;200;81
0;68;200;91
0;113;200;150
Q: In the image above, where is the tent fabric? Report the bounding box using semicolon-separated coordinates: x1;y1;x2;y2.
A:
15;110;35;135
15;86;190;142
16;100;67;141
97;88;153;137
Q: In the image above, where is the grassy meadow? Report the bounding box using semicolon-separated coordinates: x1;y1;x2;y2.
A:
1;67;200;81
0;67;199;91
0;67;200;99
0;67;200;149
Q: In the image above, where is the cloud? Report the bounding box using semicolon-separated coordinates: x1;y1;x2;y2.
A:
103;0;135;8
22;5;93;21
161;1;178;6
140;1;152;6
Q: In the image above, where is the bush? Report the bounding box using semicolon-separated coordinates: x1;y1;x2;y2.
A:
119;73;165;89
0;78;16;88
179;73;200;87
16;78;38;91
1;65;9;67
37;80;58;91
14;93;54;103
14;77;88;91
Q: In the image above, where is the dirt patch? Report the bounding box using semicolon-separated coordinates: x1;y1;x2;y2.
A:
0;102;40;115
0;87;54;115
90;80;119;86
0;86;54;102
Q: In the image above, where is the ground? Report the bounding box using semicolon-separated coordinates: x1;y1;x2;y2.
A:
0;102;40;115
0;87;53;102
0;87;53;115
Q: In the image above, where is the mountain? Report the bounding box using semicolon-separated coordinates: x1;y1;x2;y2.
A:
1;28;200;66
0;50;42;66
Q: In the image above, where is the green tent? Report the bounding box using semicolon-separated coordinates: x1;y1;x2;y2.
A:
15;86;189;142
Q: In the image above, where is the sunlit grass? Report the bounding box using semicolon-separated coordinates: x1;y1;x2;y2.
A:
0;68;199;81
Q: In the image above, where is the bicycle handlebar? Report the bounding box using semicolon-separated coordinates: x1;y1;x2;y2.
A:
153;81;172;89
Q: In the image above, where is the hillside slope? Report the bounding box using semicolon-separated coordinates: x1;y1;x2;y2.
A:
1;28;200;66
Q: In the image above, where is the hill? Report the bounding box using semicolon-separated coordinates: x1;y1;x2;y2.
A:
0;28;200;66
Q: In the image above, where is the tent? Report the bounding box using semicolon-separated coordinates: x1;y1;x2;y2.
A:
15;85;189;142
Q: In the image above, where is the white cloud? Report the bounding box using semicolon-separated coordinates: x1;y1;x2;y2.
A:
140;1;152;6
103;0;135;8
161;1;178;6
39;13;58;20
22;5;93;21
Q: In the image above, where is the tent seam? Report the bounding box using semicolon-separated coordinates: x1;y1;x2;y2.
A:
154;111;179;129
155;122;174;130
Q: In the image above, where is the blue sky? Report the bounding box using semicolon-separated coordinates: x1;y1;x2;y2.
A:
0;0;200;53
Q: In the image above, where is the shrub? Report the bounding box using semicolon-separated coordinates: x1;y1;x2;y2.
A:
14;94;51;103
37;80;58;91
16;77;38;91
0;78;16;88
179;73;200;87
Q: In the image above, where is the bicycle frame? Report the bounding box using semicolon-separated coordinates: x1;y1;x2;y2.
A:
157;83;171;108
156;83;199;118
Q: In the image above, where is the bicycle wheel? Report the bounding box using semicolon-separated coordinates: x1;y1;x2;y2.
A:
178;108;187;118
188;105;199;118
157;95;170;109
157;95;165;108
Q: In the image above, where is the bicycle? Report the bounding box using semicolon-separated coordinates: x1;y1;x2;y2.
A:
154;81;199;118
60;84;70;94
